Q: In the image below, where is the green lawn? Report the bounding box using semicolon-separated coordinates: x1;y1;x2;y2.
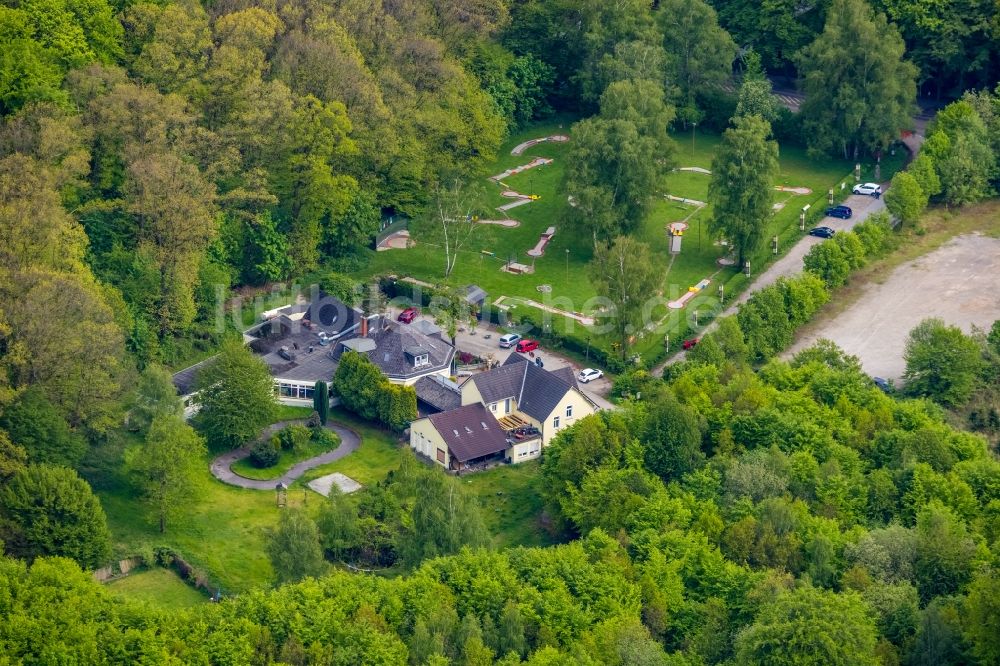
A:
97;405;323;593
231;433;341;481
298;408;404;487
100;471;288;593
461;461;556;550
106;567;209;609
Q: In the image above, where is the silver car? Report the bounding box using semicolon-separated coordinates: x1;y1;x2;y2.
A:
499;333;521;348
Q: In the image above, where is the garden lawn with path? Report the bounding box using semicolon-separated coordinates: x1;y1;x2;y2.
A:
297;408;403;487
229;424;343;481
95;406;376;595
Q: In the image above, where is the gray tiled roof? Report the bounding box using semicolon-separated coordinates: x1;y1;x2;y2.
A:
246;294;364;384
171;355;217;395
551;366;578;389
472;353;575;422
330;317;454;381
471;362;527;404
465;284;487;304
518;361;574;422
427;403;508;463
414;375;462;413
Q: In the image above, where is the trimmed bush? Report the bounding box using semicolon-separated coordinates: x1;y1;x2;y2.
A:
249;438;280;468
313;382;329;424
334;351;416;431
378;384;418;432
276;425;311;453
311;427;341;450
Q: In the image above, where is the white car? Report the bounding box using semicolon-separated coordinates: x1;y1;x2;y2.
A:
578;368;603;383
852;182;882;196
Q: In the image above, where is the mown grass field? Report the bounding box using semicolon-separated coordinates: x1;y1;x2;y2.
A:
106;567;209;609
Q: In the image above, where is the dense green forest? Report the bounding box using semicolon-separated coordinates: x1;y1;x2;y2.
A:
1;0;1000;663
3;344;1000;664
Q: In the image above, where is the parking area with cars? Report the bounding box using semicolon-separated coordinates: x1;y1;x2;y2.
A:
390;308;615;408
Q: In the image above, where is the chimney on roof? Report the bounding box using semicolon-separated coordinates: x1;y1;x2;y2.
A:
360;316;368;337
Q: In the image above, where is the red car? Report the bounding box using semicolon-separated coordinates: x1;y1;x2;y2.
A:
516;339;539;353
682;338;699;350
397;307;418;324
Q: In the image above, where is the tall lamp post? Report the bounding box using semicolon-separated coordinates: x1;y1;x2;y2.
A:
565;248;570;283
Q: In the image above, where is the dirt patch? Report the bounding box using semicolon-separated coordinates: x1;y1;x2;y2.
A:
787;233;1000;380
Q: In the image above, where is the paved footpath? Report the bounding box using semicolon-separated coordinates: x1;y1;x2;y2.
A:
210;420;361;490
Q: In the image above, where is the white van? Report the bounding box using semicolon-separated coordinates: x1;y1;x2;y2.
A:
499;333;521;348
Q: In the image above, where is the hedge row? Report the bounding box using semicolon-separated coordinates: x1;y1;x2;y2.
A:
689;212;898;367
333;351;416;432
803;213;898;289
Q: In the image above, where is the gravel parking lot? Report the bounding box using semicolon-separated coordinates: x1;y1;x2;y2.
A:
786;233;1000;380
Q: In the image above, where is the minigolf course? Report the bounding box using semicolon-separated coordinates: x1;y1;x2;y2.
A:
527;226;555;257
496;189;538;212
668;278;711;309
489;135;569;213
491;157;553;182
473;218;520;227
510;134;569;156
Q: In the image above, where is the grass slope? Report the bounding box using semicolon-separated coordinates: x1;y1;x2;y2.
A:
460;461;556;550
106;567;208;609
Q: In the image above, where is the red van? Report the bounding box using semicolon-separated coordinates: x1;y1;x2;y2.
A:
516;339;539;353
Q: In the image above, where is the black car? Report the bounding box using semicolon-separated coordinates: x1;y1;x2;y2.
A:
808;226;836;238
825;205;853;219
873;377;892;393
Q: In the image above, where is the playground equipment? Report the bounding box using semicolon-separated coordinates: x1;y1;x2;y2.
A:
527;226;556;258
668;278;711;309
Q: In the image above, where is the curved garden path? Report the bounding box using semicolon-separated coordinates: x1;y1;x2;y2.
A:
210;420;361;490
